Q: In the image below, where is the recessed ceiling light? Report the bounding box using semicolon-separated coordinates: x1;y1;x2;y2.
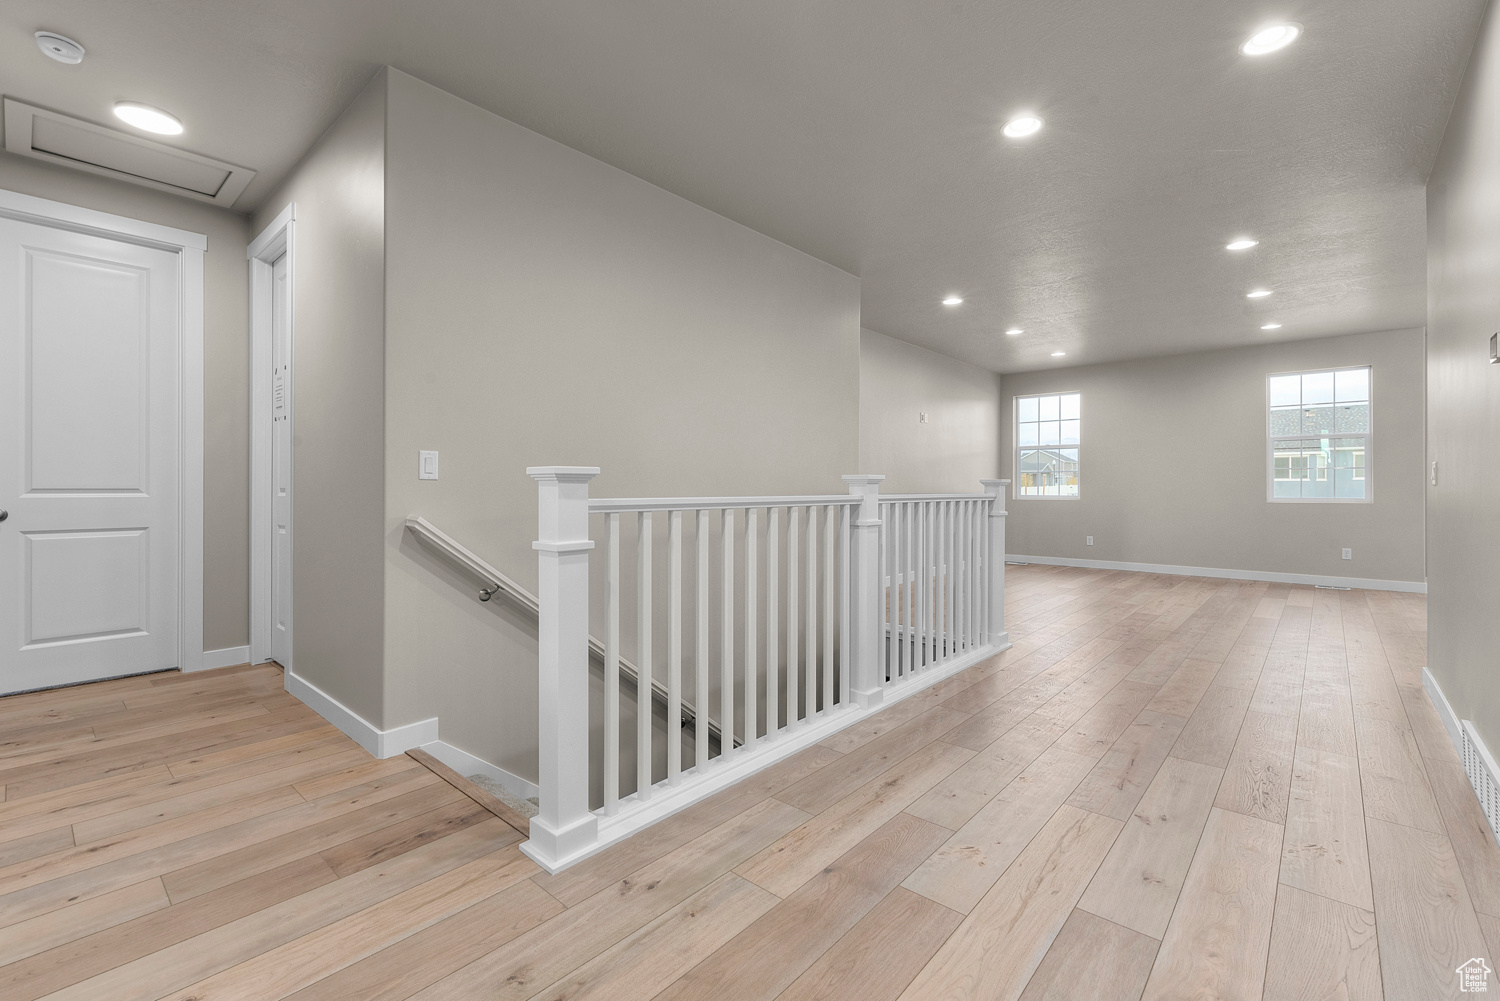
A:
1241;22;1302;56
1226;238;1258;251
1002;115;1044;138
113;102;183;136
1051;351;1066;357
942;295;964;306
1261;323;1282;330
35;31;85;64
1246;289;1273;298
1005;328;1023;336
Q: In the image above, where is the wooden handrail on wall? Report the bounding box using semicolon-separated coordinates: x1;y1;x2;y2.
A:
403;515;726;746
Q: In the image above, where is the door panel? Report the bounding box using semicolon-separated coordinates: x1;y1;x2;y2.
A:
25;529;149;644
0;217;180;692
27;252;149;492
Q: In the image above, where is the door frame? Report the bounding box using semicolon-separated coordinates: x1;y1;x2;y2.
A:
248;204;295;669
0;187;207;672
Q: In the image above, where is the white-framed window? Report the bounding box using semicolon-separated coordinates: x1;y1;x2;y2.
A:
1268;367;1370;502
1016;392;1080;498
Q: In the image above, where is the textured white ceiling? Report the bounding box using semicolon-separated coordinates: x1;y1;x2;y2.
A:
0;0;1484;370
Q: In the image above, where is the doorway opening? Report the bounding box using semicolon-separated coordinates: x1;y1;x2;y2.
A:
249;205;295;670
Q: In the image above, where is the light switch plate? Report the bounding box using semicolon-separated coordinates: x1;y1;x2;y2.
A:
419;450;439;480
1341;548;1352;560
1086;536;1094;546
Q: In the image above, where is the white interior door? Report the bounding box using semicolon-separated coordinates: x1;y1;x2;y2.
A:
0;216;181;693
270;252;292;667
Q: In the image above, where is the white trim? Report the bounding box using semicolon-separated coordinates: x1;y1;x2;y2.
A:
0;187;207;676
1423;666;1463;751
0;188;208;250
201;646;251;671
284;670;438;758
1005;553;1427;594
418;740;540;802
248;205;295;669
522;638;1009;873
178;243;206;671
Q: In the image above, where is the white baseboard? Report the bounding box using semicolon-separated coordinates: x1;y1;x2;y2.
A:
1423;666;1462;751
1006;554;1427;594
284;671;439;758
1423;667;1500;849
418;740;539;802
193;646;251;672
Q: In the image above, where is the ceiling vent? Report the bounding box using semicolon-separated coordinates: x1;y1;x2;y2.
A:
3;98;255;207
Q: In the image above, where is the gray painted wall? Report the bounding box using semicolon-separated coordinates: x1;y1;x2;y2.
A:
380;70;861;777
1427;0;1500;753
1000;328;1426;586
858;328;1002;493
251;71;388;726
0;151;251;654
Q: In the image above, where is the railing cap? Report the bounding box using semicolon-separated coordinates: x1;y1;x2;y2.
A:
841;474;886;486
528;466;601;483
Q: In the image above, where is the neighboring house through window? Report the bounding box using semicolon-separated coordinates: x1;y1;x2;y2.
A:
1016;392;1081;498
1269;367;1370;501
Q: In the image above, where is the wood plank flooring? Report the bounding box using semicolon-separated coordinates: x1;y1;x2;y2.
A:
0;566;1490;1001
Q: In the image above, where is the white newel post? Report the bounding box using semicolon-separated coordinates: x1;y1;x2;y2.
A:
981;479;1010;648
526;465;601;871
843;474;885;708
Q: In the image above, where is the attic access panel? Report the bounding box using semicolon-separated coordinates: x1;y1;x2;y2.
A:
3;98;255;207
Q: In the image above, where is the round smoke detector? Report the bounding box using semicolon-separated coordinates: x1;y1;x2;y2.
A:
36;32;86;65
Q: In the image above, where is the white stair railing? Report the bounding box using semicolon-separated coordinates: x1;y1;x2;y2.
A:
404;514;729;747
523;468;1010;872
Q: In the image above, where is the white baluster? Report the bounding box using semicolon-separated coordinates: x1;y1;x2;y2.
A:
668;510;683;786
943;501;953;662
766;507;779;736
839;504;850;706
605;512;620;816
978;497;989;641
879;502;889;684
637;511;653;800
745;508;758;743
806;506;817;718
843;474;885;707
961;501;969;652
972;500;982;649
526;466;599;869
900;504;912;678
696;509;709;772
787;506;799;726
927;501;937;667
721;508;734;761
982;480;1010;647
823;504;835;712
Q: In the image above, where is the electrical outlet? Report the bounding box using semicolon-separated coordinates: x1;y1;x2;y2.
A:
1086;536;1094;546
919;412;928;424
419;450;439;480
1341;548;1352;560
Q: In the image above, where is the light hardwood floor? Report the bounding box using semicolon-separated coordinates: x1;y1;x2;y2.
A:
0;566;1494;1000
